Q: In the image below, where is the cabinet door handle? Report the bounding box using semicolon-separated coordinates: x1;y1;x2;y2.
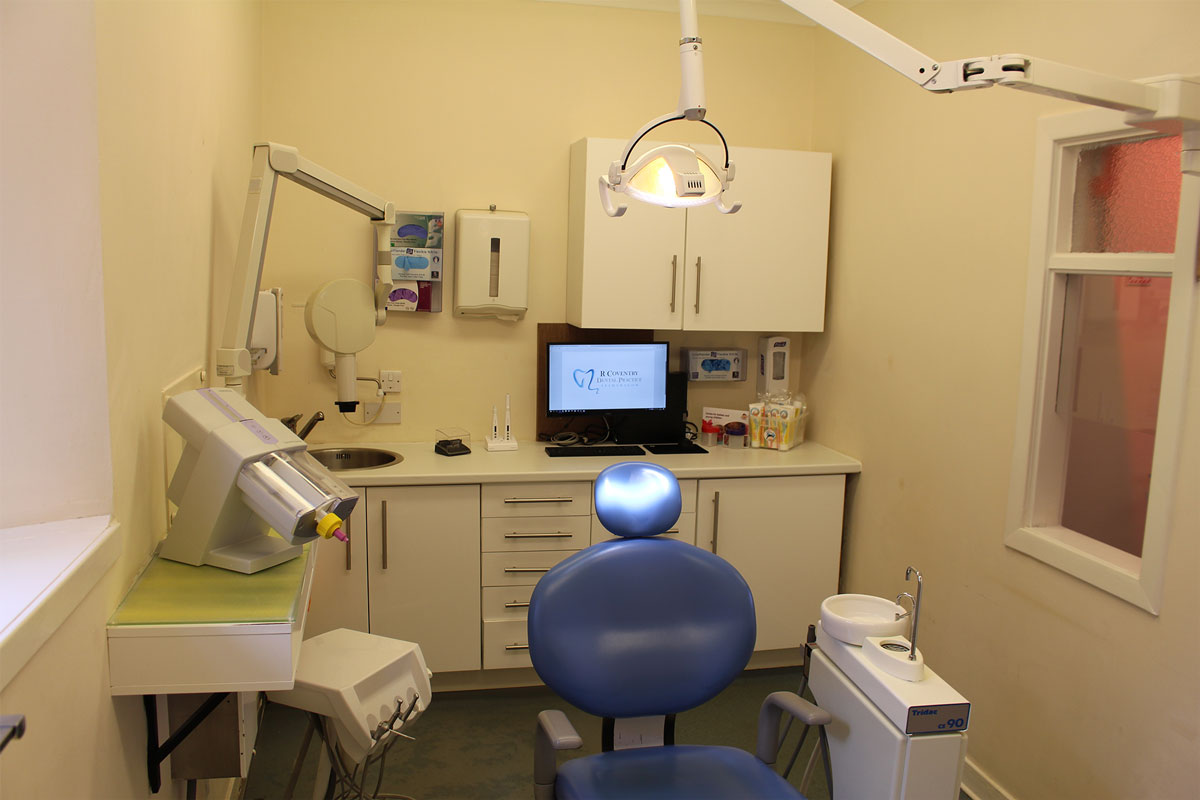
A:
694;256;702;314
504;567;551;574
504;601;532;609
670;255;678;312
505;643;530;651
503;496;573;504
504;532;572;539
710;491;721;553
345;517;352;571
381;500;389;571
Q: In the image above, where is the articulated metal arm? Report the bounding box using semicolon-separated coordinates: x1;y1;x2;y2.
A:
777;0;1162;114
216;142;396;387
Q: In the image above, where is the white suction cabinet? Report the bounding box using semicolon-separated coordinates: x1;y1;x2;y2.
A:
567;137;832;332
694;474;845;651
305;492;369;638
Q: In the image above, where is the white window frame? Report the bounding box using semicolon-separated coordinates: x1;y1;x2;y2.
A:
1006;107;1199;615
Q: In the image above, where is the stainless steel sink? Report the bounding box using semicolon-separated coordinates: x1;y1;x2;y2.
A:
308;447;402;471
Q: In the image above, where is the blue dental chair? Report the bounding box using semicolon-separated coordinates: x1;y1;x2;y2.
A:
528;462;829;800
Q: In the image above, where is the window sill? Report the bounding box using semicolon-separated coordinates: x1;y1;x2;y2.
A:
0;516;121;691
1005;524;1157;614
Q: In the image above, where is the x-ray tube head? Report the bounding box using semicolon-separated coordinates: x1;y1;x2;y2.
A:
305;279;377;411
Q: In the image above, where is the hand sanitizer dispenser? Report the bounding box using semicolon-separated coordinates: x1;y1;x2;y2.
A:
454;208;529;321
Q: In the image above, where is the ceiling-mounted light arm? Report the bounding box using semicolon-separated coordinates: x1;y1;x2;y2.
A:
216;142;396;391
601;0;740;217
776;0;1161;114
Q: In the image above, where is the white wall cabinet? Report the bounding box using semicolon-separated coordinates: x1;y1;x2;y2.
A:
694;474;845;651
567;137;832;332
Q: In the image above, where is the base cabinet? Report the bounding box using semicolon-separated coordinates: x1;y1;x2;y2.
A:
695;475;845;651
306;470;849;682
305;484;482;674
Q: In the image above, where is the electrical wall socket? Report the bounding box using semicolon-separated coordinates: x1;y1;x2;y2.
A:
380;370;402;393
365;400;402;424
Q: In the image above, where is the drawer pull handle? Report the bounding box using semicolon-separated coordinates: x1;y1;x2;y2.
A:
503;496;573;504
504;532;572;539
504;601;531;609
504;567;551;574
505;643;530;651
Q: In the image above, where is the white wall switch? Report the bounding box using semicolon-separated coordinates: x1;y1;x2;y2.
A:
380;370;402;393
365;400;402;424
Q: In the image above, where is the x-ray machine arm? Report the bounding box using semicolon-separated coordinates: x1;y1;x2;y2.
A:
216;142;396;392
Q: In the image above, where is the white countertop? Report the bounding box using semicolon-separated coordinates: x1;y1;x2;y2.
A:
310;440;861;486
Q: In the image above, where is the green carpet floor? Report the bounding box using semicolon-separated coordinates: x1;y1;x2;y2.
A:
243;666;832;800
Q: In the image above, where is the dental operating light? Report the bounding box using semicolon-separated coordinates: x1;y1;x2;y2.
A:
604;0;1198;218
600;0;741;217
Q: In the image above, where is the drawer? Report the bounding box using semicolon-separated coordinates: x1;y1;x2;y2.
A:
481;585;536;621
482;516;591;552
482;619;533;670
481;482;592;517
481;550;577;587
590;512;696;546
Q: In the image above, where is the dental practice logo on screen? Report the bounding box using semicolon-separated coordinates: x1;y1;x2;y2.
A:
572;367;644;394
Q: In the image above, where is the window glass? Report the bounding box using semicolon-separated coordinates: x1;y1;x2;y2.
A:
1058;274;1171;556
1070;135;1181;253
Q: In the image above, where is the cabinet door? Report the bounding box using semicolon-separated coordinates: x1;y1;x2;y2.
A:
567;137;686;330
305;490;368;639
683;144;832;332
695;475;844;651
366;485;481;673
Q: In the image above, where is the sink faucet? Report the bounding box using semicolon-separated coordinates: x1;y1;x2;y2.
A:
297;411;325;440
896;566;923;661
280;413;303;432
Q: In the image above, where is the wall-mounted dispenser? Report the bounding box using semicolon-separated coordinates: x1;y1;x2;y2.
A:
757;336;791;396
454;207;529;321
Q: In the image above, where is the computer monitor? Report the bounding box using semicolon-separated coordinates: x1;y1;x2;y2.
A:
546;342;669;416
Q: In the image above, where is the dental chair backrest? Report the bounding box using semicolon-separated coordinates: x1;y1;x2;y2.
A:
528;462;756;719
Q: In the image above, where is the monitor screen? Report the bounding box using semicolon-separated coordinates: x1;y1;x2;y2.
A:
547;342;669;416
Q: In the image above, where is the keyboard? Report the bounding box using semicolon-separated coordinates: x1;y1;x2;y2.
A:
545;444;645;457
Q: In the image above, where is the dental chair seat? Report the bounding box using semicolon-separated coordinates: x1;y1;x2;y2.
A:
555;744;803;800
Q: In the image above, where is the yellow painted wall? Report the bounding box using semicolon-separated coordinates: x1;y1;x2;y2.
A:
0;2;262;797
804;2;1200;797
252;1;818;442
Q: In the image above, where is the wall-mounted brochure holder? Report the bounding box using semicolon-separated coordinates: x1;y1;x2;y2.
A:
380;212;443;313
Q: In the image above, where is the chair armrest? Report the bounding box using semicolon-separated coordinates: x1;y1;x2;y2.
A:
756;691;831;765
535;710;583;799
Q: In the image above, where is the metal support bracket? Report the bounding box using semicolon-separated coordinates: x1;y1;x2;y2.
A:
142;692;229;794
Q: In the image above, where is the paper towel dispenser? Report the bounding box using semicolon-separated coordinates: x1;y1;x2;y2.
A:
454;208;529;321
